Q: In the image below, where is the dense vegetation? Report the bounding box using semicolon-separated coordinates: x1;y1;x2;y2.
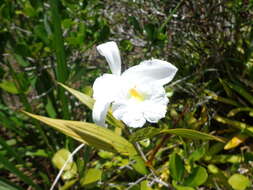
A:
0;0;252;189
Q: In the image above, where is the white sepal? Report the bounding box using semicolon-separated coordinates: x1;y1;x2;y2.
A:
92;99;111;127
122;59;177;86
97;41;121;75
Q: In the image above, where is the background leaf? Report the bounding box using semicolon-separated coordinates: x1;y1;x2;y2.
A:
169;153;185;181
183;166;208;187
228;174;251;190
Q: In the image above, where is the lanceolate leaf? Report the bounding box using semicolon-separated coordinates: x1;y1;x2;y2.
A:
227;82;253;106
214;115;253;137
161;129;225;143
130;127;225;143
58;83;94;109
23;111;136;156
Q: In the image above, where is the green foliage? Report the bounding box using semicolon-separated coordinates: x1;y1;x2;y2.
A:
80;168;102;186
52;149;78;180
0;0;253;189
228;174;251;190
169;153;185;181
183;166;208;187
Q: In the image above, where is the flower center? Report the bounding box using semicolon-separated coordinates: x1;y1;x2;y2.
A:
129;88;145;101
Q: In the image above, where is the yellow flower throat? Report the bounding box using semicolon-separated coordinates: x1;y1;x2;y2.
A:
129;88;145;101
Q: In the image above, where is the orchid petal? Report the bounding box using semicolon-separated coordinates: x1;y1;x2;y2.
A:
112;102;146;128
112;105;146;128
92;74;122;127
92;99;111;127
97;41;121;75
122;59;177;86
93;74;121;100
143;103;167;123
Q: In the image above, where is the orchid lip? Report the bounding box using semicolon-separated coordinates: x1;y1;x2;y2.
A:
128;87;145;101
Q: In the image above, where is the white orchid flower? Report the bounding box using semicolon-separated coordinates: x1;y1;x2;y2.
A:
92;41;178;128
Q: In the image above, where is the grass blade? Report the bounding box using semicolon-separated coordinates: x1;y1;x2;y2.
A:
214;115;253;136
0;137;24;164
0;154;41;190
227;82;253;106
130;127;225;143
0;178;25;190
49;0;69;119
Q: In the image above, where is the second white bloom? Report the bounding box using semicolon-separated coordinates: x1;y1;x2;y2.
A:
92;41;178;128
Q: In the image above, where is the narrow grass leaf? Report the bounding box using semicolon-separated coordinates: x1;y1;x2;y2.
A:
204;90;240;107
0;154;41;190
214;115;253;136
227;82;253;106
0;137;24;164
130;127;225;143
227;107;253;117
0;178;25;190
49;0;69;119
161;129;225;143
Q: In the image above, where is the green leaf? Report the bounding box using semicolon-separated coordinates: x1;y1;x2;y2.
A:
162;129;225;142
60;179;78;190
131;155;148;175
130;127;161;142
204;90;240;107
214;115;253;137
45;97;57;118
228;174;251;190
128;16;142;34
0;80;19;94
23;111;137;156
52;149;75;171
58;82;94;109
227;107;253;117
52;149;77;180
0;154;41;190
81;168;102;186
0;179;25;190
210;154;243;164
169;153;185;181
172;181;195;190
13;54;30;67
0;136;24;164
49;0;69;119
140;180;152;190
227;82;253;106
183;166;208;187
189;147;205;162
130;127;225;143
